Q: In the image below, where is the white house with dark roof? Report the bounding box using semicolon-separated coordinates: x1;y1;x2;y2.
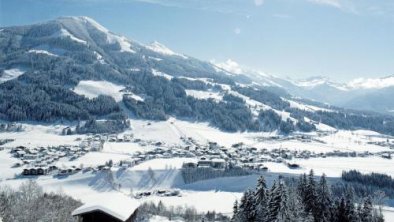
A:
72;196;140;222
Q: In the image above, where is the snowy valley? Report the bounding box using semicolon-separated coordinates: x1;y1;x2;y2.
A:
0;16;394;222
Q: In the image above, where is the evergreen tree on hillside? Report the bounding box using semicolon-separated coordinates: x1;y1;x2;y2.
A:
360;196;373;222
236;190;256;222
316;174;333;222
255;176;269;222
231;174;385;222
304;170;318;218
344;188;357;222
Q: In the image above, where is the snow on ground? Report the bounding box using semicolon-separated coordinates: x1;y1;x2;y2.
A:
1;120;394;218
315;122;337;132
79;16;135;53
0;68;26;83
383;207;394;222
51;28;87;44
128;118;392;153
93;51;106;64
151;69;173;80
129;68;140;72
185;90;223;101
73;80;125;102
0;123;83;148
127;119;185;146
149;215;184;222
0;150;21;180
264;156;394;177
57;152;129;168
103;142;149;155
131;158;196;171
286;99;333;112
146;191;241;215
149;56;163;61
146;41;187;59
28;49;58;56
109;35;135;53
124;93;144;102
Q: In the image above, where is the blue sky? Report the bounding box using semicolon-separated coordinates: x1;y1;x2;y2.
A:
1;0;394;81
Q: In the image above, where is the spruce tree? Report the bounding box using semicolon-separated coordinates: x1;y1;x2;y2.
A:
305;170;318;219
255;176;269;222
335;198;348;222
316;174;333;222
268;181;280;221
344;187;357;222
360;196;373;222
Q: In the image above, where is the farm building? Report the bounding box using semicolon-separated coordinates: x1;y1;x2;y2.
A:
72;197;140;222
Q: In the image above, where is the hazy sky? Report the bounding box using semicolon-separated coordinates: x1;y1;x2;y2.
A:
1;0;394;81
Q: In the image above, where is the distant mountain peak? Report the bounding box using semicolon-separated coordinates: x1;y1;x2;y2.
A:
347;75;394;90
56;16;109;33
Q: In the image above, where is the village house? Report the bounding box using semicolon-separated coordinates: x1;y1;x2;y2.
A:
72;196;140;222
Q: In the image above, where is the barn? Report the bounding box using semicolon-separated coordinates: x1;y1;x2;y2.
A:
72;197;140;222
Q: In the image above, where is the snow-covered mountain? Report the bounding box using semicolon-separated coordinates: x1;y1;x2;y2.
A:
1;16;394;135
213;59;394;114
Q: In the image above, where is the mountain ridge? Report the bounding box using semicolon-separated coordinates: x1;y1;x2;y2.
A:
1;16;394;135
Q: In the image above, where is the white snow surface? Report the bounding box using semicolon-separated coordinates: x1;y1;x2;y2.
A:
73;80;125;102
151;69;173;80
286;99;333;112
214;59;243;74
185;90;223;101
264;157;394;177
51;28;87;44
72;16;135;53
146;41;187;59
28;49;58;56
0;68;26;83
348;76;394;89
1;120;394;219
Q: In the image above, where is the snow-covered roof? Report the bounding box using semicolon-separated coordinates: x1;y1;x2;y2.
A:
211;158;226;163
72;196;140;221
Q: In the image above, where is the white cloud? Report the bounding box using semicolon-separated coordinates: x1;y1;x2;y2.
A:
254;0;264;6
234;27;241;35
308;0;342;8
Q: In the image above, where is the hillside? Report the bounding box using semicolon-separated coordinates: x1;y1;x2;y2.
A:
1;17;394;135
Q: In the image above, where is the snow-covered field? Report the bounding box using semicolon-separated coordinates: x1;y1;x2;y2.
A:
0;123;83;148
1;120;394;221
0;68;26;83
185;90;223;101
73;80;125;102
264;157;394;177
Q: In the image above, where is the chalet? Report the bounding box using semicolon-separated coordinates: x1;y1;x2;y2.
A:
182;160;198;168
382;153;392;159
22;169;30;175
287;163;300;169
29;168;38;175
14;150;26;158
197;159;212;168
211;158;226;169
72;197;140;222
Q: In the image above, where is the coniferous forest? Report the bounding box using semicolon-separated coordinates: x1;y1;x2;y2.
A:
232;171;385;222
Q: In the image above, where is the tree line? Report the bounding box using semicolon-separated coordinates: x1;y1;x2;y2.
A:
0;181;81;222
232;171;385;222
